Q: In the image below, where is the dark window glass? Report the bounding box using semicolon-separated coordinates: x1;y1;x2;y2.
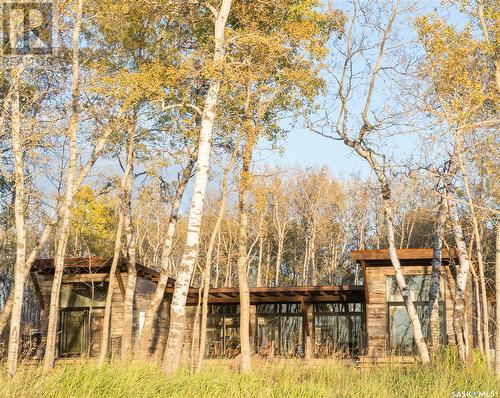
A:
205;305;240;358
257;304;280;314
208;304;239;315
256;303;303;357
60;282;108;308
223;316;240;357
257;316;279;356
314;314;363;356
281;303;301;314
388;303;446;355
314;303;364;314
205;317;224;357
387;275;443;302
280;315;303;357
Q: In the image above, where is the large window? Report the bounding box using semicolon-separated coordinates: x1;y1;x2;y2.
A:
60;281;108;308
387;275;445;355
314;303;364;357
59;282;107;357
257;304;303;357
205;305;240;358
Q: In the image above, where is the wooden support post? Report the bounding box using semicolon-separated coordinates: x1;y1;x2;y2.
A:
304;301;314;361
115;270;126;299
250;304;257;354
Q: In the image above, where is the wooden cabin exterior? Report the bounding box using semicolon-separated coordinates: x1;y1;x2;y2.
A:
25;248;471;363
352;248;466;361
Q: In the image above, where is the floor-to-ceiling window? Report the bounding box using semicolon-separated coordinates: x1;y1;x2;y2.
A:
59;281;107;356
314;303;364;357
387;275;446;355
257;304;303;357
205;304;240;358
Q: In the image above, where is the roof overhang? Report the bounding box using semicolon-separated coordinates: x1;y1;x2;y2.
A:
179;285;365;305
351;248;456;266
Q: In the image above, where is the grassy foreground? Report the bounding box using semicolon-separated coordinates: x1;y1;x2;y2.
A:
1;354;498;398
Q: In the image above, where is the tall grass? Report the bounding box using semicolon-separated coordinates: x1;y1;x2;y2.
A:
1;351;498;398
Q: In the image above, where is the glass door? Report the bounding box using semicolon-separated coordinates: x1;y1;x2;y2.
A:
60;309;89;356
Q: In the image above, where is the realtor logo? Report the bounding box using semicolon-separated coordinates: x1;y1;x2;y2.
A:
2;1;54;56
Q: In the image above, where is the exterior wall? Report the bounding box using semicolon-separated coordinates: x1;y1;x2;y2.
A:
35;257;472;362
37;272;169;358
364;262;470;358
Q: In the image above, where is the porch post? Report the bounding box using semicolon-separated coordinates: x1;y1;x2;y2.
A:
304;302;314;360
249;304;257;353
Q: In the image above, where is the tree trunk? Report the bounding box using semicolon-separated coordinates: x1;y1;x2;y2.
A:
446;186;472;364
471;269;484;353
455;136;491;366
429;198;446;358
99;122;135;364
6;65;26;378
495;223;500;377
136;149;197;358
121;125;137;360
275;234;283;286
0;289;14;339
383;195;430;364
98;213;124;365
310;226;317;285
256;233;263;287
0;82;117;342
161;0;232;374
197;136;240;372
214;232;221;288
43;0;83;371
236;131;256;373
345;140;430;364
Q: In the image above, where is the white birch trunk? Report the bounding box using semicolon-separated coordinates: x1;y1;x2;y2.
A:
429;198;446;357
471;269;484;353
6;65;26;378
446;187;471;364
162;0;232;374
99;122;135;364
384;198;430;364
136;149;197;358
455;137;491;366
0;78;117;342
197;137;239;372
275;234;283;286
256;233;263;287
121;125;137;360
43;0;83;370
495;223;500;377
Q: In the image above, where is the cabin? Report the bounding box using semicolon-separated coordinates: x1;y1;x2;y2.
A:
24;248;471;363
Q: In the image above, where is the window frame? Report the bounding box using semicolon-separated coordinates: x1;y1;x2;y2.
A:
313;302;365;357
205;304;240;358
256;303;304;357
385;274;447;356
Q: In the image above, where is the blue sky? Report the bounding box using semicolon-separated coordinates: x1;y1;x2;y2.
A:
258;126;369;178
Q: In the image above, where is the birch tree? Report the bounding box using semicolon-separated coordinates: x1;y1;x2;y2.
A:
495;223;500;377
310;0;431;363
43;0;83;371
197;135;240;372
121;122;137;360
162;0;233;374
428;194;446;356
6;63;26;378
136;147;198;358
98;119;135;365
416;7;499;364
